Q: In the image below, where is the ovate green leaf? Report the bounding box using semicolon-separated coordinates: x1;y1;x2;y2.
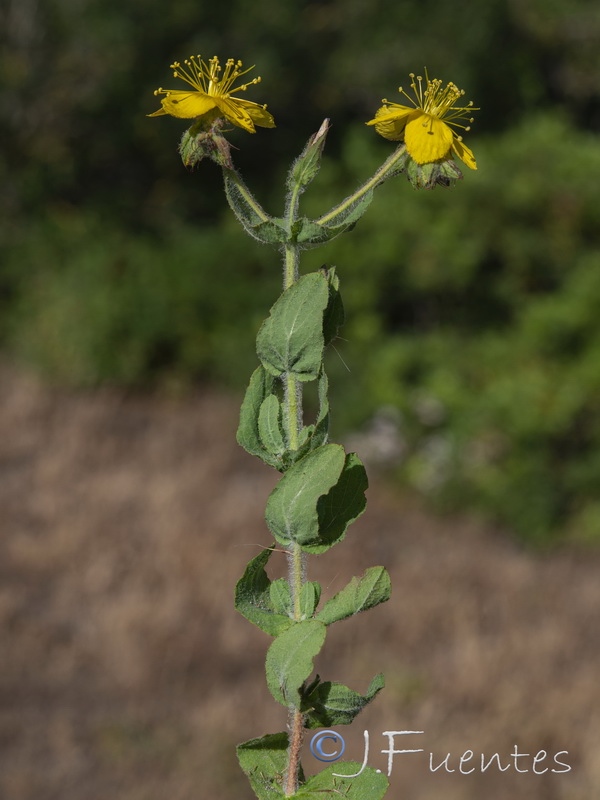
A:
258;394;286;456
303;673;385;728
265;444;346;548
303;452;368;554
237;367;282;469
316;566;391;625
237;732;289;800
293;763;388;799
256;273;329;381
299;581;321;619
269;578;292;616
266;620;326;707
234;548;293;636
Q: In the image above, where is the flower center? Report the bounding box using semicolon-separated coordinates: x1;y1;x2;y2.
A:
169;55;261;98
399;70;478;133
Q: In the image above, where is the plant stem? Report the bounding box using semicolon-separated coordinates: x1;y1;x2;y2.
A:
315;144;406;225
283;176;306;798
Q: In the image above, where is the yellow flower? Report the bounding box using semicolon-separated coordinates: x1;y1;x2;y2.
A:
149;55;275;134
367;71;478;169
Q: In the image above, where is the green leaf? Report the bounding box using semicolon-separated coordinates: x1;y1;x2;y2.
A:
303;673;385;728
237;732;289;800
299;581;321;619
321;267;345;348
234;548;293;636
223;169;287;244
311;370;330;451
237;367;283;469
269;578;292;616
258;394;286;456
293;218;331;245
295;189;378;247
265;444;346;548
252;218;290;244
293;763;388;799
256;273;329;381
321;189;375;231
266;620;326;707
303;452;369;554
316;566;391;625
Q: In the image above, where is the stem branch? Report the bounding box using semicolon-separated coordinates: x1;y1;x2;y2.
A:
316;144;406;225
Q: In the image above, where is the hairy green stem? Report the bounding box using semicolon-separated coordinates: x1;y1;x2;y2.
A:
316;143;406;225
283;176;306;798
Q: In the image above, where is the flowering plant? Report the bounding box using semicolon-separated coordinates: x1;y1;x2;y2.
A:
151;55;477;799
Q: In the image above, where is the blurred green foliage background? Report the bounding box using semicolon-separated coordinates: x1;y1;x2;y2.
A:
2;0;600;543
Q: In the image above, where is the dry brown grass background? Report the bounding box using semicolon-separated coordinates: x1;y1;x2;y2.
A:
1;364;598;800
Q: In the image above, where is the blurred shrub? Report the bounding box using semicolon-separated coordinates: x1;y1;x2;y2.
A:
5;210;279;388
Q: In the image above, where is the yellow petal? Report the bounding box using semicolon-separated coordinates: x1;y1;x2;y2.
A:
215;97;256;132
153;90;217;119
452;138;477;170
366;105;416;141
405;114;453;164
233;97;276;128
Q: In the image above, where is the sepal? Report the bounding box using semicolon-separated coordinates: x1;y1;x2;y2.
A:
406;154;463;189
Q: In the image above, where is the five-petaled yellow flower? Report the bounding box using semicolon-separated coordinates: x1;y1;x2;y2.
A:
149;55;275;134
367;71;478;169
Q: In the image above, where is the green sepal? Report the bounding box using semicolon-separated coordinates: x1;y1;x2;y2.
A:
316;566;391;625
303;451;369;554
258;394;286;458
292;763;389;799
321;267;345;348
406;155;463;190
179;122;233;169
299;581;321;618
303;673;385;728
266;620;326;708
237;732;293;800
288;119;330;191
223;169;287;244
269;578;292;616
256;272;329;381
265;444;346;548
234;548;293;636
